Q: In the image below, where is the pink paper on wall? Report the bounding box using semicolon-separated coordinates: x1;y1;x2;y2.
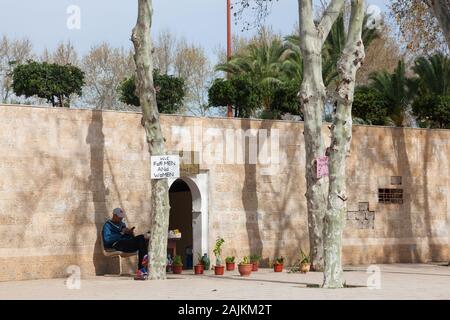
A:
316;156;329;178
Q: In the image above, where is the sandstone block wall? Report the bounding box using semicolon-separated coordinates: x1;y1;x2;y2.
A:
0;105;448;281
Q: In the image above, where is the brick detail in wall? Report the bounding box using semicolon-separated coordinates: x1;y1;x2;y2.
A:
347;202;375;229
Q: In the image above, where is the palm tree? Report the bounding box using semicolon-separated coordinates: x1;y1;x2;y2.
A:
410;53;450;129
369;60;418;126
280;39;303;85
216;37;287;85
213;12;380;117
413;53;450;96
216;36;292;111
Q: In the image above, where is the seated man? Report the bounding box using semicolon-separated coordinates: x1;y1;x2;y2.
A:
102;208;149;279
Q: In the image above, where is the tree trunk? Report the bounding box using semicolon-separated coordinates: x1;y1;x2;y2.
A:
428;0;450;49
298;0;344;272
323;0;365;289
131;0;170;280
300;47;327;271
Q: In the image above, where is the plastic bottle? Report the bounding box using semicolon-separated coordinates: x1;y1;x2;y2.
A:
201;253;210;270
166;254;173;272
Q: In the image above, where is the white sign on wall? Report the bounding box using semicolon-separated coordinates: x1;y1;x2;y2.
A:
151;155;180;179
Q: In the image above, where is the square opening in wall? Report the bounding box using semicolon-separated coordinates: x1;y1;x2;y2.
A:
391;176;402;185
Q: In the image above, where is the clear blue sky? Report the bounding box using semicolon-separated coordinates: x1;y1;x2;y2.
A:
0;0;389;62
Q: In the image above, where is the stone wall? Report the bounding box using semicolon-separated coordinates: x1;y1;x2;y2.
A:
0;105;448;281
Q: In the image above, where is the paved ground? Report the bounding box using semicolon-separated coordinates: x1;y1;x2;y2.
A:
0;264;449;300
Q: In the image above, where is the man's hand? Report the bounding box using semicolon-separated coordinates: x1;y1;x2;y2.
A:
124;227;135;236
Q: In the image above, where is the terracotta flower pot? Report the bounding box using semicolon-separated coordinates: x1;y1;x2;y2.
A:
300;263;310;273
214;265;225;275
172;265;183;274
194;264;204;275
251;262;259;272
238;264;253;277
273;263;283;272
226;262;235;271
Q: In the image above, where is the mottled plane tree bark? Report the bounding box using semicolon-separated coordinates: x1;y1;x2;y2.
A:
429;0;450;49
297;0;345;271
235;0;367;286
235;0;344;271
391;0;450;53
323;0;366;288
131;0;170;280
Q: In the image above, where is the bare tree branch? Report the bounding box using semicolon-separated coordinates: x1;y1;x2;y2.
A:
318;0;345;44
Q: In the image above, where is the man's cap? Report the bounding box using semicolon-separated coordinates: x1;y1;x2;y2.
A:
112;208;125;218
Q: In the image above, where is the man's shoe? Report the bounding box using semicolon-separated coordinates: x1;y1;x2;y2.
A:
134;268;148;281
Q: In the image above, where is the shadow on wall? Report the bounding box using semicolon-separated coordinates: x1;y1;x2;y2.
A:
260;121;304;266
239;119;305;267
241;119;263;262
86;110;110;275
390;128;432;262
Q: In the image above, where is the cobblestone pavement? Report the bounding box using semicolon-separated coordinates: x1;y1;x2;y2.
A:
0;264;449;300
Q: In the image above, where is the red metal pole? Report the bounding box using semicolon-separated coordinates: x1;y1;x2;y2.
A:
226;0;233;118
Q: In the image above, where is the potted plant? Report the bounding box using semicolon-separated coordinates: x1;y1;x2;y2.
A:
194;253;205;275
273;256;284;272
172;255;183;274
225;256;235;271
299;250;311;273
213;237;225;275
250;254;261;272
238;256;253;277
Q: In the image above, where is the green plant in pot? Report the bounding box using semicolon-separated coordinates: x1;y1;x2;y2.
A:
213;237;225;275
194;253;205;275
225;256;235;271
299;249;311;273
273;256;284;273
238;256;252;277
250;254;261;272
172;255;183;274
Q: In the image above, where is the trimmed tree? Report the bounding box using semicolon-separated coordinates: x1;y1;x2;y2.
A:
264;81;303;120
12;61;84;107
118;71;185;114
352;86;389;125
131;0;170;280
208;76;262;118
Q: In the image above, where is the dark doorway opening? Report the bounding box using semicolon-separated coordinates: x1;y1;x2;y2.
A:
169;179;193;269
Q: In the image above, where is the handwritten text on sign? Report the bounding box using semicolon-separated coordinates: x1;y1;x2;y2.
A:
316;156;329;178
151;155;180;179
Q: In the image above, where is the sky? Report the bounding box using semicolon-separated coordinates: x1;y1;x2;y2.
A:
0;0;389;63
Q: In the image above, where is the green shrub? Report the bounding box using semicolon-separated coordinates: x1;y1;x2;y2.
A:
239;256;251;265
352;86;390;125
225;256;235;263
118;70;185;114
250;254;261;263
12;60;84;108
412;95;450;129
173;255;183;266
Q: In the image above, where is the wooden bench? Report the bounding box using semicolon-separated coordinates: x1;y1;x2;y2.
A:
101;236;138;276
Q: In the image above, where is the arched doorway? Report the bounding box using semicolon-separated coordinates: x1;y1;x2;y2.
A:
169;179;193;269
168;174;208;269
